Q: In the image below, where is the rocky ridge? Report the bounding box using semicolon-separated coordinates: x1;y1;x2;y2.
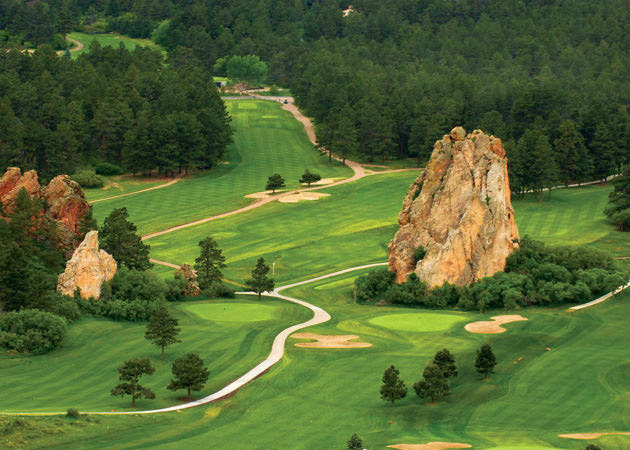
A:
388;127;520;287
57;231;117;299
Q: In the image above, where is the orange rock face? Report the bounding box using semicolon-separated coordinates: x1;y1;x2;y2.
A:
43;174;90;234
388;128;520;287
57;231;117;299
0;167;41;213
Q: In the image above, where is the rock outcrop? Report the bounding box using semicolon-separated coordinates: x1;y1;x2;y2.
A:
175;264;201;297
0;167;92;250
388;127;520;287
57;231;117;299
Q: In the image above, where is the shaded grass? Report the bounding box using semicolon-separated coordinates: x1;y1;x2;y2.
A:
0;296;310;413
91;100;353;234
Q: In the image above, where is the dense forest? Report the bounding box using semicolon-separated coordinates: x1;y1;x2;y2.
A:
2;0;629;193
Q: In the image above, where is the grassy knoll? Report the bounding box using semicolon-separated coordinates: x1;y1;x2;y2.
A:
12;275;629;449
90;100;352;235
67;32;165;58
147;171;418;284
0;297;310;413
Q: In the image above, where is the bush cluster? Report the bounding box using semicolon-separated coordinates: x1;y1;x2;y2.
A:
71;169;105;188
356;237;628;311
0;309;67;353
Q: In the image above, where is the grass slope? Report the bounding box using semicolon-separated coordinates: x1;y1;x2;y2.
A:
0;297;310;413
91;100;352;234
83;175;173;202
67;32;165;58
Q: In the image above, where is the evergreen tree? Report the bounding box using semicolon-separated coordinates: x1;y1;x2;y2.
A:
246;257;275;300
475;344;497;379
111;358;156;407
554;120;589;187
347;433;364;450
167;353;210;401
265;174;286;194
145;305;181;359
590;123;616;183
413;364;449;402
100;207;151;270
299;169;321;186
380;365;407;406
432;348;457;378
194;237;226;289
331;104;359;164
604;168;630;231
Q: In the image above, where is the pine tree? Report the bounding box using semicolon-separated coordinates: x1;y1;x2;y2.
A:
194;237;226;289
167;353;210;401
145;305;182;359
413;364;449;402
432;348;457;378
475;344;497;379
554;120;588;187
347;433;364;450
265;174;286;194
299;169;321;186
100;207;151;270
110;358;156;407
246;257;275;300
380;365;407;406
331;104;359;164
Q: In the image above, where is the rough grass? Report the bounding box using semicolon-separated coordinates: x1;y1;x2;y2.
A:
0;297;310;413
83;175;172;202
91;100;353;234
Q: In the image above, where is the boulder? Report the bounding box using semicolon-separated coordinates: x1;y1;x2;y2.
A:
43;174;91;234
175;264;201;297
57;231;117;299
0;167;41;213
388;128;520;287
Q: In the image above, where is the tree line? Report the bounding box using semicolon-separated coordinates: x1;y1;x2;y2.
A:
0;42;232;182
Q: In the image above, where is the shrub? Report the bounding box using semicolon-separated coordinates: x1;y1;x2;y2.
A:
66;408;80;418
71;169;104;188
354;269;395;303
414;245;427;262
202;281;235;298
95;162;123;176
610;209;630;231
103;268;168;303
0;309;67;353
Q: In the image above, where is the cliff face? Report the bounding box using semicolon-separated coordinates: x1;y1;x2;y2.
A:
0;167;92;249
388;127;520;287
57;231;117;299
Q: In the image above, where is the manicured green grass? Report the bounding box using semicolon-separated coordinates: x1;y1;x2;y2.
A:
0;297;310;413
68;32;165;59
368;311;469;332
147;171;419;285
91;100;353;234
83;175;172;202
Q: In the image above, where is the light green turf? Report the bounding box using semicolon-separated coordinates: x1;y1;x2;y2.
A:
368;312;469;332
67;32;165;59
0;297;310;413
90;100;353;234
184;303;276;322
83;175;171;201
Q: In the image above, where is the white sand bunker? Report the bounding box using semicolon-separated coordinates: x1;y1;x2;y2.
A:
388;443;472;450
278;192;330;203
465;315;528;334
559;432;630;440
291;333;372;348
301;178;339;186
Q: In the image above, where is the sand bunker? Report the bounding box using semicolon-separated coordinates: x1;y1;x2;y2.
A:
558;432;630;440
465;315;528;334
278;192;330;203
290;333;372;348
245;190;287;199
387;443;472;450
301;178;339;186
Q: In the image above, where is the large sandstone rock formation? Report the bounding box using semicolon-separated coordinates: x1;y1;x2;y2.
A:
57;231;117;299
388;127;520;287
0;167;92;250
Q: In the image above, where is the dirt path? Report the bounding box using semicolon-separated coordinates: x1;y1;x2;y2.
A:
90;176;183;204
56;36;85;55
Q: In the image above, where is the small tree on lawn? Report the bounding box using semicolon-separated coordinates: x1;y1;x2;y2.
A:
299;169;321;186
111;358;156;407
265;173;285;193
347;433;364;450
380;365;407;407
433;348;457;378
167;353;210;401
583;445;601;450
145;305;182;360
194;237;226;289
414;364;449;402
246;257;275;300
475;343;497;379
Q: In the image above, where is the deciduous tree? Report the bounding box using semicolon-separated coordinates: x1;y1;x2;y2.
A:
299;169;321;186
265;173;286;194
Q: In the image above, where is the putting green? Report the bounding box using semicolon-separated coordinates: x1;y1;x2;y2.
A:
185;302;277;322
368;312;468;332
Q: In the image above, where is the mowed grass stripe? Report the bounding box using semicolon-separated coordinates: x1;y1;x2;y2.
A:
91;100;352;235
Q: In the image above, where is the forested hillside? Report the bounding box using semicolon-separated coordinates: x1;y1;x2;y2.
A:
0;44;231;180
1;0;629;191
